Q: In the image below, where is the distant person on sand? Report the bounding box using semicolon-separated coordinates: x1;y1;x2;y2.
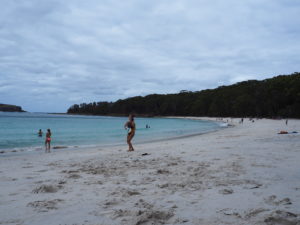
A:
124;114;136;152
38;129;43;137
45;129;51;153
286;119;288;125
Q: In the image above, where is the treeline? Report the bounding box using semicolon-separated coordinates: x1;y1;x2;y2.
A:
67;73;300;118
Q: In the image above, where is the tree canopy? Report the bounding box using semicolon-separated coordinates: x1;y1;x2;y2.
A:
67;73;300;118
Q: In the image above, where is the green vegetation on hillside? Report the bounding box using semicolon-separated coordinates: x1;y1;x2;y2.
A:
67;73;300;118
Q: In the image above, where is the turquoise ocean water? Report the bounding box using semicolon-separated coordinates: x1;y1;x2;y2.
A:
0;112;221;152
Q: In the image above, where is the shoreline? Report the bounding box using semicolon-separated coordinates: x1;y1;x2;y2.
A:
0;117;224;156
1;118;299;224
0;126;224;156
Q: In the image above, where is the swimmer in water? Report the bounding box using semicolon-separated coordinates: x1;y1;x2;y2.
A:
124;114;135;152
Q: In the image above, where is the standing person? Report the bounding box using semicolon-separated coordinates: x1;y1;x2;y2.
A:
38;129;43;137
45;129;51;153
286;119;288;125
124;114;136;152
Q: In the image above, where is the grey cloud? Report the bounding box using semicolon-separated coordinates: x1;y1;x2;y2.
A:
0;0;299;112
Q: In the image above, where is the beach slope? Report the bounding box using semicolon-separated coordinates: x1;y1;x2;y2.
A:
0;118;299;225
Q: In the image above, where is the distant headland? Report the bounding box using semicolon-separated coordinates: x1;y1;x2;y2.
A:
0;104;26;112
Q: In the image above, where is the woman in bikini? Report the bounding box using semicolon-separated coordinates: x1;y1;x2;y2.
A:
124;114;136;151
45;129;52;153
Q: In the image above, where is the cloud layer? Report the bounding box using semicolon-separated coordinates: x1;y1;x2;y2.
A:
1;0;300;112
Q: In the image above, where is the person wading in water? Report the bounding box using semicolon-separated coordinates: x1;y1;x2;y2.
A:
45;129;52;153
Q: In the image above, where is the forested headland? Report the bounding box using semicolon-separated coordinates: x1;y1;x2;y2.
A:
0;104;25;112
67;72;300;118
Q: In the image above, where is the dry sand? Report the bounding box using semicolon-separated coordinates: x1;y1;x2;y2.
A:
0;118;300;225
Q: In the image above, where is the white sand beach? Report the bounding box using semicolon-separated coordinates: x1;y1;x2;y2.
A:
0;118;300;225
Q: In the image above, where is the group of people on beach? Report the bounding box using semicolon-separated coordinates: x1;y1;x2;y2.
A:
37;129;52;153
37;114;137;153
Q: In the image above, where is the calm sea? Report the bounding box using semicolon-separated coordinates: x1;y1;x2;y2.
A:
0;112;221;152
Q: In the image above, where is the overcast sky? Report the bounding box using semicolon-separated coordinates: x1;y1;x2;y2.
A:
0;0;299;112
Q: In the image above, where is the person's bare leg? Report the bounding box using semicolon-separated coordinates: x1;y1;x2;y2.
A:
129;141;134;151
129;134;134;151
127;136;131;151
45;142;50;153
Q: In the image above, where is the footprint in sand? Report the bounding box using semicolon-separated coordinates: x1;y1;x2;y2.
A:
112;199;174;225
244;208;269;219
264;210;299;225
68;174;81;179
32;184;63;193
27;199;64;212
264;195;292;206
103;198;120;209
219;188;234;195
218;208;241;218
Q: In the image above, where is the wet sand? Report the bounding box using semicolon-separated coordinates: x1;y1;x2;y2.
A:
0;118;299;225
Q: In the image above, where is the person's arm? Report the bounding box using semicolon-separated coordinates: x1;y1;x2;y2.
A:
124;121;129;129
